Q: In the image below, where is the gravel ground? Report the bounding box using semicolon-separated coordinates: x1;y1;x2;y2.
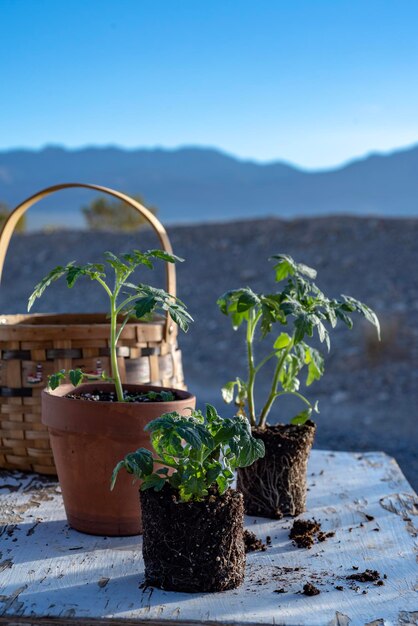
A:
1;216;417;489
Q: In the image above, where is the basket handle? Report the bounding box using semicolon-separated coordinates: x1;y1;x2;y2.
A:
0;183;178;342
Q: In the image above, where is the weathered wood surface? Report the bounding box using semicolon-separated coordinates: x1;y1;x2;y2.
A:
0;450;417;626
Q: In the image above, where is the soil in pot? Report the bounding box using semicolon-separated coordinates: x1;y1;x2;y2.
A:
140;485;246;592
42;383;196;537
66;389;181;403
237;421;316;518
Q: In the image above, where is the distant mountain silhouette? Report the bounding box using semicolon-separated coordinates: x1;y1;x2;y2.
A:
0;144;417;229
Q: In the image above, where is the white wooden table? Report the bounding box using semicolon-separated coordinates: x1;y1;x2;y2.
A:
0;450;417;626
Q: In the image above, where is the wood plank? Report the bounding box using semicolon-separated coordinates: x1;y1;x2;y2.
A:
0;451;417;626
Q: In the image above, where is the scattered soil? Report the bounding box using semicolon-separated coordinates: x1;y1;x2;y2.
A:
237;422;316;518
317;530;335;542
140;485;245;592
347;569;381;582
303;582;321;596
274;587;287;593
244;530;266;552
289;518;335;549
66;389;179;403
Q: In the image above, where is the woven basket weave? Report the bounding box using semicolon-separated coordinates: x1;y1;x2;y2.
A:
0;183;186;474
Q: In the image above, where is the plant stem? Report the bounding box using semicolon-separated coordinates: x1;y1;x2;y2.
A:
258;339;293;429
116;294;138;314
96;276;113;299
275;390;312;407
110;294;124;402
115;314;131;343
254;350;277;374
246;311;260;427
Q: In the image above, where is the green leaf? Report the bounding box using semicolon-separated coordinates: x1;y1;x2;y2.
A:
167;304;193;333
177;421;213;450
290;408;312;425
335;308;354;329
66;263;105;288
205;404;219;423
236;288;260;313
47;371;66;390
231;310;247;330
222;381;237;404
296;262;317;280
270;254;317;282
216;288;258;325
270;255;296;281
124;448;154;477
146;249;184;264
306;348;325;386
132;284;193;333
216;472;229;494
279;354;302;392
179;470;208;501
206;461;223;485
110;460;126;490
222;378;248;411
140;473;166;491
317;321;331;351
121;250;154;269
341;295;381;340
274;332;291;350
28;264;73;311
104;252;132;278
69;369;84;387
159;390;175;402
134;296;157;319
294;313;314;343
232;435;265;468
216;292;229;315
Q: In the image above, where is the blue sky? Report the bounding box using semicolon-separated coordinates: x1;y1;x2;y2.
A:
1;0;418;168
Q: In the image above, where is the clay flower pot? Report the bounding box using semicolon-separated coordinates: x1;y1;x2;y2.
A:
140;485;246;592
42;382;195;536
237;421;316;518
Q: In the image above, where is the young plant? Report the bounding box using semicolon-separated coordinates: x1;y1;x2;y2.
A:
217;254;380;429
111;404;265;502
28;249;193;402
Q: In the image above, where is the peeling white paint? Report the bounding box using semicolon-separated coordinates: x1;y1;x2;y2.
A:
0;451;417;626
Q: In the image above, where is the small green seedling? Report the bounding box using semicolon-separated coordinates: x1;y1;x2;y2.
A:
217;254;380;429
111;404;265;502
28;249;193;402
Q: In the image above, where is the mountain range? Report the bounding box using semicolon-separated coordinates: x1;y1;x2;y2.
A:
0;144;417;229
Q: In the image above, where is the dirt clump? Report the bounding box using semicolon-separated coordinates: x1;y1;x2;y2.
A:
244;530;266;552
347;569;381;583
290;518;335;549
303;582;321;596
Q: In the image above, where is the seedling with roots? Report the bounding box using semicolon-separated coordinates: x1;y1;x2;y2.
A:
218;254;380;429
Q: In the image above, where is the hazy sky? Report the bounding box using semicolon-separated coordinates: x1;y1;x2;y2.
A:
1;0;418;168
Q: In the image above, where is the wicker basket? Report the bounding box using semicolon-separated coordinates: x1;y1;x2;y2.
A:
0;183;186;474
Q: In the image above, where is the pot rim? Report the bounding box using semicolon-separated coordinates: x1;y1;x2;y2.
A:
42;382;195;405
41;382;196;436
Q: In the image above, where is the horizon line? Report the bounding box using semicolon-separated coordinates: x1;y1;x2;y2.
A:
0;140;418;174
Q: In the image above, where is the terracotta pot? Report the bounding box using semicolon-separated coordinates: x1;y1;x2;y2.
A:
42;383;196;536
237;421;316;519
